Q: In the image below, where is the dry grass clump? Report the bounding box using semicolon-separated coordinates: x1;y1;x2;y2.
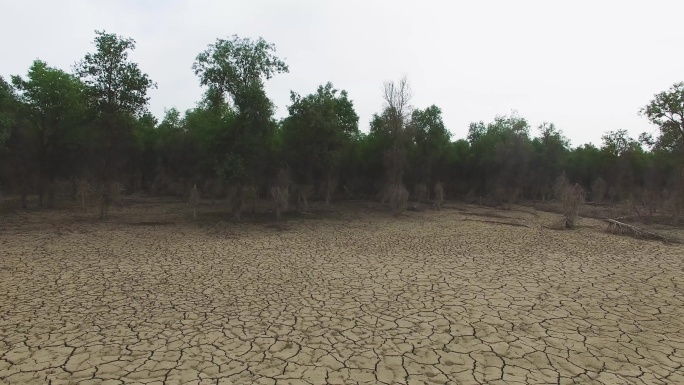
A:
434;182;444;210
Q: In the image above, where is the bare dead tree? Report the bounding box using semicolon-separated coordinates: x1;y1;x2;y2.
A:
382;76;413;184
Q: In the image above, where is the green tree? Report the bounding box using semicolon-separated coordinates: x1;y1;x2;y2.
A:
11;60;86;207
74;30;156;218
640;82;684;223
0;76;19;201
530;123;569;200
467;113;532;202
640;82;684;153
0;76;14;148
281;82;359;204
408;105;451;186
192;35;288;217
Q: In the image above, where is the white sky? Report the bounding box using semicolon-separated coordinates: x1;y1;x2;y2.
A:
2;0;683;147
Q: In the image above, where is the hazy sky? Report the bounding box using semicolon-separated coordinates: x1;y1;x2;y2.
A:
2;0;683;146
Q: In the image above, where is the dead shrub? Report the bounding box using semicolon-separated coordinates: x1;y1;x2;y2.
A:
557;183;586;229
434;182;444;210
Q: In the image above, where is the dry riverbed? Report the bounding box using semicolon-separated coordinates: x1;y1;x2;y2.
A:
1;201;683;384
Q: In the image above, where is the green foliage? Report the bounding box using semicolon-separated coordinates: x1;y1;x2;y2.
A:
640;82;684;153
601;129;640;157
3;30;683;222
281;82;359;185
193;35;288;112
409;105;451;183
74;30;156;218
192;35;288;186
8;60;89;206
75;31;156;116
0;76;16;147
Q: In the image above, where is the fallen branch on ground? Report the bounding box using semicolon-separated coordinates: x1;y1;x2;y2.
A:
463;217;530;228
605;218;676;244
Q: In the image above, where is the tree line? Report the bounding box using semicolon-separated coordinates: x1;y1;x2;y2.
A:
1;31;683;222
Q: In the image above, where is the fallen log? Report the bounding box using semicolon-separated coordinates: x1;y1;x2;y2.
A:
604;218;675;244
463;217;530;228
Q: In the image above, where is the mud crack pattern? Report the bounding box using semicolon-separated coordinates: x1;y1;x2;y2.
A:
1;208;684;384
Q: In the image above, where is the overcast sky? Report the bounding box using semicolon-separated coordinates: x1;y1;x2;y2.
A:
2;0;683;146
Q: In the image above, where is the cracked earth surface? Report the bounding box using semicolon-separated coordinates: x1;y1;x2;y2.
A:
1;204;684;384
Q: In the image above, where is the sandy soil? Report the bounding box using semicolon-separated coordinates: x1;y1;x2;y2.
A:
1;201;684;384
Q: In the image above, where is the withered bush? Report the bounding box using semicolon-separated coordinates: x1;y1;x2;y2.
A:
552;183;586;229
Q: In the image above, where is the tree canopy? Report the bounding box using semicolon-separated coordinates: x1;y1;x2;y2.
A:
1;30;683;222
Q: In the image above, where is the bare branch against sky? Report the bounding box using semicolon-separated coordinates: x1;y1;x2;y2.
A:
2;0;683;146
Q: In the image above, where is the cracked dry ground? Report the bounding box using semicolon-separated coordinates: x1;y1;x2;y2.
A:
1;206;684;385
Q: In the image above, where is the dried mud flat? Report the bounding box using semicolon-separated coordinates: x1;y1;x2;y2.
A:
1;203;684;385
